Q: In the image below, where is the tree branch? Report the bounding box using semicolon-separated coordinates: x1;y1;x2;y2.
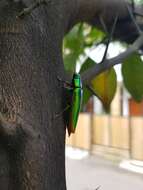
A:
125;2;142;35
81;33;143;85
18;0;50;18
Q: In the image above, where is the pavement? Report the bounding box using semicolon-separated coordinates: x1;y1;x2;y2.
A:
66;147;143;190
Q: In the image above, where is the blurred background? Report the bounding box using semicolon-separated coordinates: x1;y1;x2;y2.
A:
65;85;143;189
65;80;143;190
63;4;143;188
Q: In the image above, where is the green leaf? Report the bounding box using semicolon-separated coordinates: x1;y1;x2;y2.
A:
122;53;143;102
80;58;117;111
80;58;96;106
91;68;117;111
80;57;95;73
63;23;105;73
82;87;92;107
63;52;78;72
63;24;85;72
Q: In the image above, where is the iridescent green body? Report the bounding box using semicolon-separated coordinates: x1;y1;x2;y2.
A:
67;73;83;136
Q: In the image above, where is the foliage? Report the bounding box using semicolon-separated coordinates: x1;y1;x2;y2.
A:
122;53;143;102
63;24;104;73
80;58;117;111
91;68;117;112
63;23;143;112
79;58;94;107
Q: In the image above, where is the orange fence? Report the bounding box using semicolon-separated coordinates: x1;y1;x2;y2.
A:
66;114;143;161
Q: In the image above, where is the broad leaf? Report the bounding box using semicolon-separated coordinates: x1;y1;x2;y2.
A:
80;58;96;106
80;57;95;72
122;53;143;102
82;87;92;108
91;68;117;111
80;58;117;111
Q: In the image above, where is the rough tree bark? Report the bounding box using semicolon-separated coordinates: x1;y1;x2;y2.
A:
0;0;142;190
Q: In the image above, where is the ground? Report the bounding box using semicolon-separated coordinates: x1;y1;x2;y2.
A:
66;148;143;190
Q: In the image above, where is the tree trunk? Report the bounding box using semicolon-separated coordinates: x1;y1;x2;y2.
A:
0;1;67;189
0;0;143;189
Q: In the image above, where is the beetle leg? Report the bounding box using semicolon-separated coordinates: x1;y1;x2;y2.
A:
57;76;73;90
63;84;73;90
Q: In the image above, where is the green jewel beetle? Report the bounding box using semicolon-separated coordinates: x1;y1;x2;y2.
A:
67;73;83;136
